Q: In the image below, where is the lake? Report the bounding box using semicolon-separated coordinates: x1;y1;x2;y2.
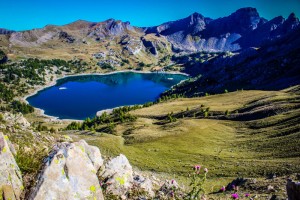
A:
27;72;188;120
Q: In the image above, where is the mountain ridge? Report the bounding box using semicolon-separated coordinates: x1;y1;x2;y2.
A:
0;7;299;65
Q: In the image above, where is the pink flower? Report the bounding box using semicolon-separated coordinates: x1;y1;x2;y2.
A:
245;193;250;197
220;186;226;192
231;193;239;199
204;168;208;173
170;191;174;197
194;165;201;171
171;179;176;185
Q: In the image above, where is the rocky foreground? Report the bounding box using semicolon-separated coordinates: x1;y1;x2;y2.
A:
1;131;300;200
0;106;299;199
0;130;169;200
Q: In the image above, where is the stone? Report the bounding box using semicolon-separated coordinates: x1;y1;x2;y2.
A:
267;185;276;192
3;112;31;130
286;179;300;200
157;179;184;199
0;132;23;200
101;154;133;196
133;173;155;197
28;140;104;200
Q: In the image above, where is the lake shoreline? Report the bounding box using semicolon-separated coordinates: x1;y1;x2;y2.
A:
22;70;189;122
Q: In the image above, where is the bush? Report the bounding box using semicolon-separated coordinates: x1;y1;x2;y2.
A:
225;110;230;116
0;49;8;64
0;83;14;102
11;101;34;114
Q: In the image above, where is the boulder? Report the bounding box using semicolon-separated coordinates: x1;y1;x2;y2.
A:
29;140;104;200
101;154;133;196
3;112;31;130
133;173;155;197
286;179;300;200
0;132;23;200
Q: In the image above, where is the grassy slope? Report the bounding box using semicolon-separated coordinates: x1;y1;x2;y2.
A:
66;88;300;192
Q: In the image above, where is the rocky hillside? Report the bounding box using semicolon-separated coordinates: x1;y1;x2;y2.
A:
145;7;299;52
164;25;300;96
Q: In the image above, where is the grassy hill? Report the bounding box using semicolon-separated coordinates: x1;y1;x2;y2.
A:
64;86;300;195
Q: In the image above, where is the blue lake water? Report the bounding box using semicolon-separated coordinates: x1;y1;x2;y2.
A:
27;72;188;120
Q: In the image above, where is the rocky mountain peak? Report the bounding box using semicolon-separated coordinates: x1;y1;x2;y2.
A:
189;12;205;23
287;13;298;21
285;13;299;28
64;19;96;30
234;7;259;17
228;7;261;30
0;28;15;35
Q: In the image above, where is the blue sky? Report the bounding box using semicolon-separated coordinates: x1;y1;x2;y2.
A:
1;0;299;31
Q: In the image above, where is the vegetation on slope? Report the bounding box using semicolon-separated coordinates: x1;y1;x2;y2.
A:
64;87;299;198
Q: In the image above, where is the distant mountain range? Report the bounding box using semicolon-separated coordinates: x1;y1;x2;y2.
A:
0;7;299;54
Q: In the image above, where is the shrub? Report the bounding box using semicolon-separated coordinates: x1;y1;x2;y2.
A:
225;110;230;116
11;101;34;114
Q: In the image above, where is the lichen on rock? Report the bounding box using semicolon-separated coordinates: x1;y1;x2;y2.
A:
0;132;23;200
28;140;104;200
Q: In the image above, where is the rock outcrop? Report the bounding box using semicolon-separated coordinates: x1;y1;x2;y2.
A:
132;172;155;197
0;132;23;200
28;140;104;200
2;112;31;130
101;154;133;196
287;179;300;200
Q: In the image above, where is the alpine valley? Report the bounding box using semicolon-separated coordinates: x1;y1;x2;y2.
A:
0;7;300;200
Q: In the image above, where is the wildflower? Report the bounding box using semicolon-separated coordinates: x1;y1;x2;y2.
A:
231;193;239;199
232;184;236;190
170;191;174;197
171;179;177;185
194;165;201;174
220;186;226;192
245;193;250;197
204;168;208;173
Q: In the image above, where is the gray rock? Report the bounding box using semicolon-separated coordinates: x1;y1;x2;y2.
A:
3;112;31;130
0;132;23;200
101;154;133;196
29;140;104;200
133;173;155;197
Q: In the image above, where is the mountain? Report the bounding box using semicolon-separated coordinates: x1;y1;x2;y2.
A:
145;8;264;52
237;12;300;48
0;7;299;65
0;28;14;35
145;7;299;52
164;25;300;97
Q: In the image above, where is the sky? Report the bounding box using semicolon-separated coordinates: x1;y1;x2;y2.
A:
1;0;299;31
